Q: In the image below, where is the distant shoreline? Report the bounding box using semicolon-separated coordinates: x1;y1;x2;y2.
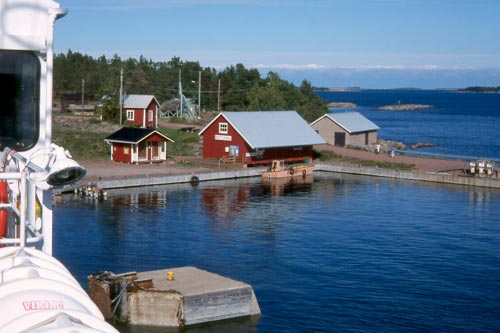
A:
316;87;500;93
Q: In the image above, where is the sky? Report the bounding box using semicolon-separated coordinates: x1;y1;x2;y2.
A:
54;0;500;89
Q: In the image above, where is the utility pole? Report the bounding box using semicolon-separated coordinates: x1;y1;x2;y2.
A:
81;78;85;126
119;68;123;126
179;70;183;118
198;71;201;118
217;79;221;111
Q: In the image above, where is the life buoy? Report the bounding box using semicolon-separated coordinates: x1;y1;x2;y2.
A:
0;180;8;240
302;170;307;177
289;168;295;175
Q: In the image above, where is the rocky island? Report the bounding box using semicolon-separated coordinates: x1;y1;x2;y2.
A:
328;102;357;108
378;104;434;111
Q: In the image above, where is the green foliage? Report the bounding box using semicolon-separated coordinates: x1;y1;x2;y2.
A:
54;51;328;122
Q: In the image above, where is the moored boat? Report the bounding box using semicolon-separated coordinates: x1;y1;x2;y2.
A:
262;160;314;179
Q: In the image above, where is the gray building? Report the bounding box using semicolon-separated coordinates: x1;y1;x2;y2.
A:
311;112;379;147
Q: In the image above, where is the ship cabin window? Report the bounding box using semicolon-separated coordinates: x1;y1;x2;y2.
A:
0;51;40;151
219;122;228;134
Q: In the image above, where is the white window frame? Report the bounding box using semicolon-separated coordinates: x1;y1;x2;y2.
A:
148;109;153;121
219;122;228;134
126;110;134;121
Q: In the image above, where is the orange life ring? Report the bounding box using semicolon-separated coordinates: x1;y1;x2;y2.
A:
0;180;8;240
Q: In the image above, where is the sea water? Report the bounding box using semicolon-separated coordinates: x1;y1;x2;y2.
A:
316;89;500;160
54;174;500;333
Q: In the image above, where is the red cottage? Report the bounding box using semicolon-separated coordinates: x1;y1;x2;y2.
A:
104;127;174;164
123;94;160;128
199;111;325;166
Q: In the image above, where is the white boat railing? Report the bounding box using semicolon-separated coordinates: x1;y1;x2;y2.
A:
0;168;42;248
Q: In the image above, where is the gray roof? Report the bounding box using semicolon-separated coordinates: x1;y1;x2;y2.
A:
313;112;379;133
200;111;325;149
123;94;158;108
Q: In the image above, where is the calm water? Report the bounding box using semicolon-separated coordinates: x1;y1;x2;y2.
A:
316;90;500;160
53;174;500;333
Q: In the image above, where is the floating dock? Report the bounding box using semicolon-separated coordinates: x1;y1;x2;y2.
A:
89;266;260;327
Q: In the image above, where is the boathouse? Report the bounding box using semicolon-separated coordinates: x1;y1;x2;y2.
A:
104;127;174;164
123;94;160;128
311;112;379;147
199;111;325;166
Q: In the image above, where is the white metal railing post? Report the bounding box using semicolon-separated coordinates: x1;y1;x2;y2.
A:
19;172;27;248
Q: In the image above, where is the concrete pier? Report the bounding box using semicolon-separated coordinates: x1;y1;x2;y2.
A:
59;162;499;195
95;168;262;190
89;267;260;327
315;163;500;189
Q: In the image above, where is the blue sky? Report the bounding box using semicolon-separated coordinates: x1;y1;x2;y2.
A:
55;0;500;88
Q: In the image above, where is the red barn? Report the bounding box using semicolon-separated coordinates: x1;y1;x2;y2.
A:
199;111;325;166
104;127;174;164
123;94;160;128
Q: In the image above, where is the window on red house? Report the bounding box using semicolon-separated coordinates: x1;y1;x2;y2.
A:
219;122;228;134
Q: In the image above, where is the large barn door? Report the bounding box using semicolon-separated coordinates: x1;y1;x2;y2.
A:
334;132;346;147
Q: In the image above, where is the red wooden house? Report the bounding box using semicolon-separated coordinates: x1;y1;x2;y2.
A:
104;127;174;164
199;111;325;166
123;94;160;128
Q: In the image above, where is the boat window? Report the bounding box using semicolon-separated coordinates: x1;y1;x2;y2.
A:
0;50;40;151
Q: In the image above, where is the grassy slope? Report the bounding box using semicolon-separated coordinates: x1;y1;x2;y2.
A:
52;115;201;160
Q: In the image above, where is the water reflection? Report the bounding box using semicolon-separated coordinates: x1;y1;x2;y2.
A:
261;175;313;196
201;185;251;223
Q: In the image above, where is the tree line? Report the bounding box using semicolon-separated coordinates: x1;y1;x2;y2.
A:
54;50;328;122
